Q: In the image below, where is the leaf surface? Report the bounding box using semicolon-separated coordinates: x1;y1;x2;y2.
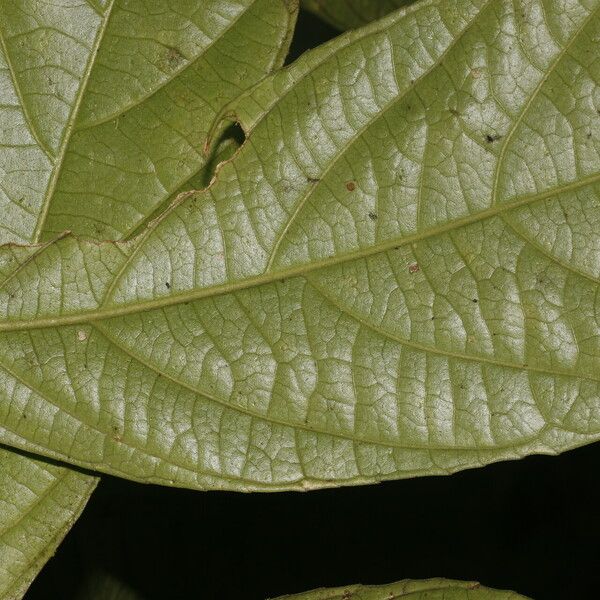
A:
0;0;599;491
0;448;96;600
0;3;297;593
0;0;297;242
301;0;415;30
274;579;530;600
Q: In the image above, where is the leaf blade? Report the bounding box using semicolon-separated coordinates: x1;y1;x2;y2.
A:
0;449;97;600
0;0;599;491
301;0;416;31
0;0;298;243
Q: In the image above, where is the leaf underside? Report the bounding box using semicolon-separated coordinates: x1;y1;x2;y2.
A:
0;0;599;495
0;0;297;242
0;447;96;600
274;579;530;600
0;1;297;595
70;576;531;600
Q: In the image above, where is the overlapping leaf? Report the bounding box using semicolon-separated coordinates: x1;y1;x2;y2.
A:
275;579;530;600
0;448;96;599
72;576;531;600
0;1;299;594
302;0;415;30
0;0;599;492
0;0;297;242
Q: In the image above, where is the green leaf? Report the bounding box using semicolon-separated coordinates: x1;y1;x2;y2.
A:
274;579;530;600
301;0;415;30
0;448;97;600
74;576;531;600
0;0;298;243
0;0;598;491
0;3;297;592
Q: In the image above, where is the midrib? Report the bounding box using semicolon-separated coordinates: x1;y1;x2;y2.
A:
0;170;598;332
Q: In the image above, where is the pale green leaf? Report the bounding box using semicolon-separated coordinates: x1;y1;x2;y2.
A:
0;0;297;243
301;0;415;30
0;0;599;491
0;448;97;600
0;3;296;592
274;579;530;600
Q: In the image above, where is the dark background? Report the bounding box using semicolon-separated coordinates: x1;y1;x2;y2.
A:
26;443;600;600
25;10;600;600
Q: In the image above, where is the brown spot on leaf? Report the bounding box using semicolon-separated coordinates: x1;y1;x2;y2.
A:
408;263;419;274
368;212;378;221
346;181;356;191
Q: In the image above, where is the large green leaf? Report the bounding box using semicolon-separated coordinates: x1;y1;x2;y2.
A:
0;0;297;242
274;579;530;600
0;3;298;593
0;448;96;599
0;0;599;491
302;0;415;30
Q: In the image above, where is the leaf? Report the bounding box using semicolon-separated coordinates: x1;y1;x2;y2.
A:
0;0;599;491
0;3;297;592
301;0;415;30
0;448;97;600
0;0;298;243
273;579;530;600
74;576;531;600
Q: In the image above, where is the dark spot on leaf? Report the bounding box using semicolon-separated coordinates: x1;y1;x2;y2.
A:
346;181;356;191
368;212;378;221
449;108;460;117
165;282;170;289
472;298;478;303
408;263;419;274
307;177;320;183
587;132;593;139
486;133;502;143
